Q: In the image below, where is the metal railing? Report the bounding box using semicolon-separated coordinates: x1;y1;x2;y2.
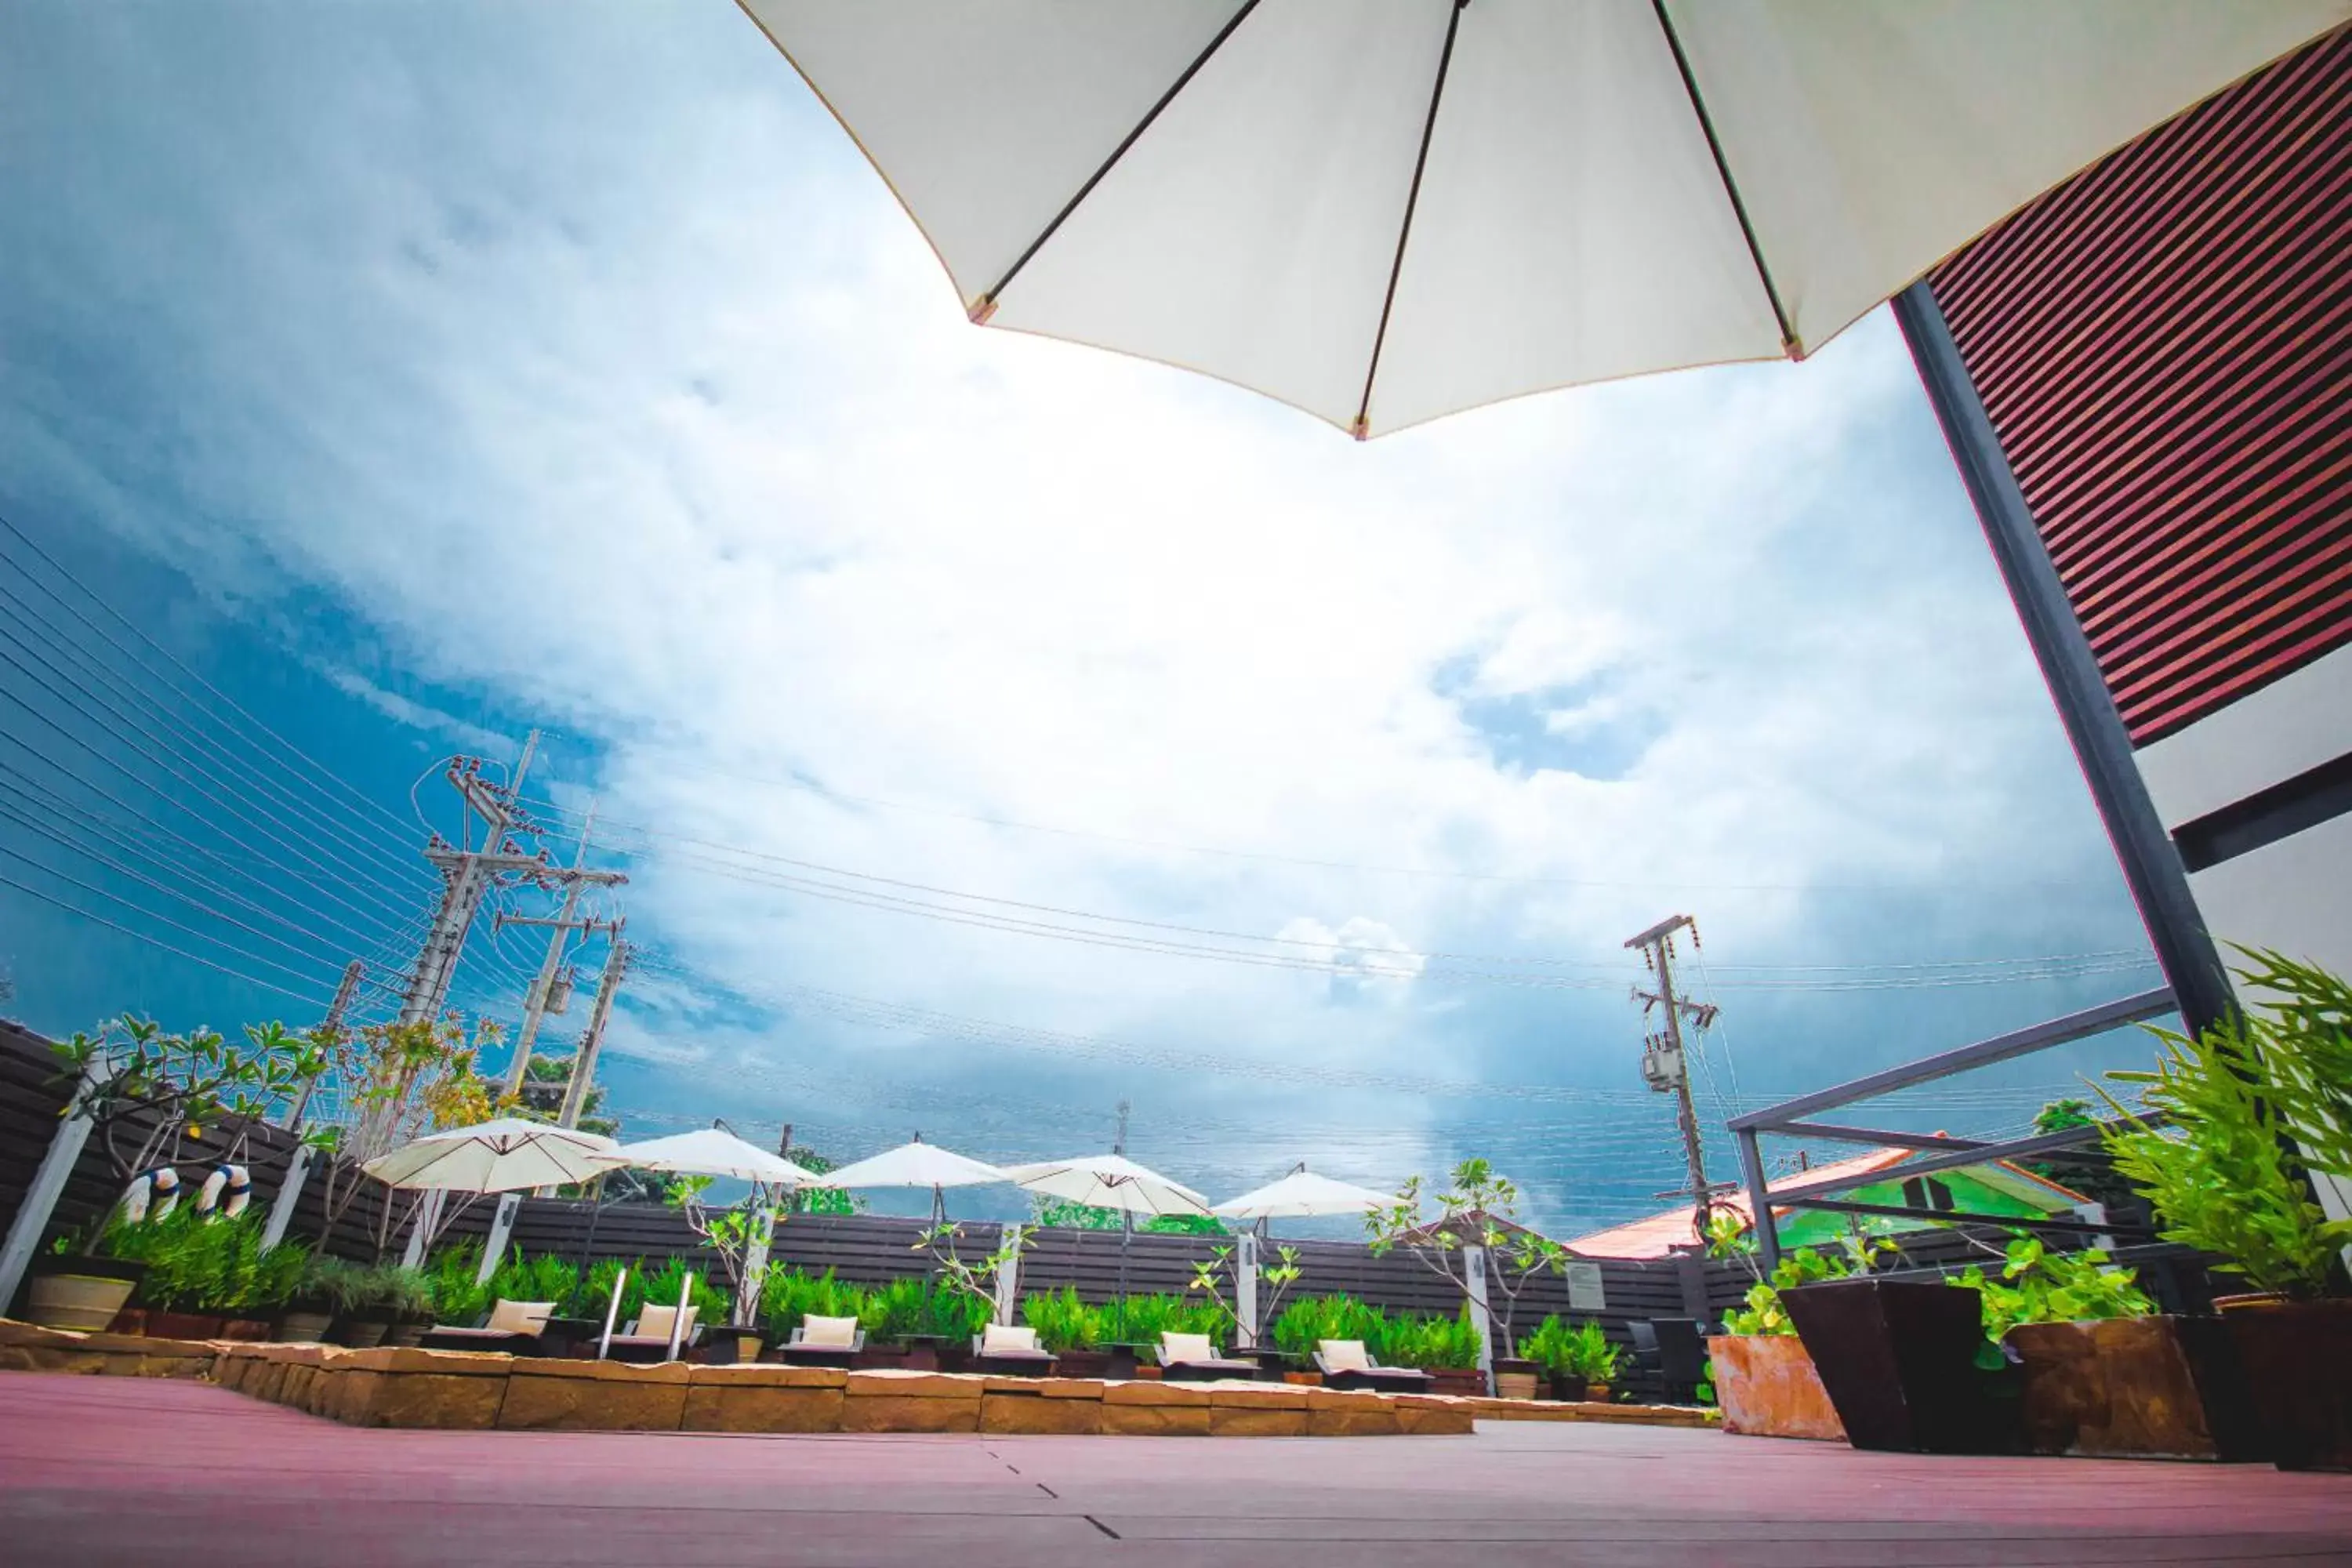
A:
1726;988;2176;1272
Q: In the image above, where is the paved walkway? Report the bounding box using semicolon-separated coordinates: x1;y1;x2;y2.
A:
4;1374;2348;1566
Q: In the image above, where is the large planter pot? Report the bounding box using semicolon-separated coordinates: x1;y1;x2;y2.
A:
383;1322;430;1349
141;1311;224;1342
1425;1367;1485;1399
220;1319;276;1343
332;1316;392;1348
1781;1277;2017;1454
1492;1358;1540;1401
1708;1334;1846;1442
23;1257;145;1334
2009;1316;2264;1462
275;1308;335;1344
2220;1295;2352;1472
110;1308;150;1337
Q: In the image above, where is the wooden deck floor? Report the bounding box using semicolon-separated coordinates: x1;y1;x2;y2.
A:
4;1374;2348;1566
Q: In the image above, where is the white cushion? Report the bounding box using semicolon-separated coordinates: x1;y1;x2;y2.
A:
1319;1338;1371;1372
801;1313;859;1348
636;1303;699;1341
486;1299;554;1335
981;1323;1040;1355
1161;1331;1216;1364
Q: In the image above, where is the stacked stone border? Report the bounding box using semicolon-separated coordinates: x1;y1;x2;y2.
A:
2;1319;1718;1439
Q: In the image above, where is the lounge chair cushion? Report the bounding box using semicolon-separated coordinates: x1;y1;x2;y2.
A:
633;1304;700;1342
1161;1332;1217;1364
801;1313;859;1348
981;1323;1041;1355
1319;1339;1371;1372
486;1299;556;1335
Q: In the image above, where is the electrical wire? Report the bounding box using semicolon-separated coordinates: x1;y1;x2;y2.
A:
0;869;339;1009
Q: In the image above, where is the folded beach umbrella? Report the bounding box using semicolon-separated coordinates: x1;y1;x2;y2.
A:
739;0;2344;437
361;1117;619;1192
1212;1167;1397;1222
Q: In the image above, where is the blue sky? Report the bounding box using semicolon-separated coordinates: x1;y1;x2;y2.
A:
0;2;2170;1233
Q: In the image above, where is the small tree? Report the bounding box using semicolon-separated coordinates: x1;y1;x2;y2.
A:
1367;1157;1570;1352
1186;1242;1302;1345
914;1221;1030;1325
304;1014;503;1259
50;1016;326;1254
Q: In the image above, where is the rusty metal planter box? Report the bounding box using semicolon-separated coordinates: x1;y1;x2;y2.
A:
2010;1316;2265;1462
1708;1334;1846;1442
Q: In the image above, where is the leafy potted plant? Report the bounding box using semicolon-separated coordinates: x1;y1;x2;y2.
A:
1519;1316;1618;1403
376;1266;438;1348
1185;1240;1301;1370
1367;1157;1569;1396
278;1254;359;1343
1269;1293;1388;1385
1022;1285;1106;1374
1392;1307;1485;1397
332;1265;401;1348
2097;951;2352;1471
1964;1232;2259;1461
24;1018;323;1333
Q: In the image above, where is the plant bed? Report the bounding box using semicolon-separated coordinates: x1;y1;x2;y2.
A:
1707;1333;1845;1442
1782;1276;2018;1454
140;1310;224;1341
851;1343;913;1371
2009;1315;2263;1461
24;1255;147;1334
2220;1296;2352;1472
220;1319;275;1342
1051;1348;1112;1378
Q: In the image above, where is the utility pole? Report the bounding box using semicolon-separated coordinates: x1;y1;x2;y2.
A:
555;923;630;1130
1112;1098;1131;1156
499;804;626;1095
401;732;551;1026
282;958;362;1133
1625;914;1722;1236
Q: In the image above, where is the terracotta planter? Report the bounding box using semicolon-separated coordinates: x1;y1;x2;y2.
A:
2009;1316;2263;1461
1585;1381;1613;1403
23;1258;144;1334
1494;1370;1540;1401
2220;1295;2352;1472
1782;1277;2018;1454
1708;1334;1846;1442
143;1311;225;1341
1281;1370;1322;1387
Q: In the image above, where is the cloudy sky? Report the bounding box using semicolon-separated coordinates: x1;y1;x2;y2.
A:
0;2;2169;1233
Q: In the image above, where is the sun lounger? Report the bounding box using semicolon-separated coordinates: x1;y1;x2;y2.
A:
417;1298;558;1355
602;1303;704;1363
1312;1339;1432;1392
969;1322;1058;1375
1156;1330;1259;1381
779;1313;866;1367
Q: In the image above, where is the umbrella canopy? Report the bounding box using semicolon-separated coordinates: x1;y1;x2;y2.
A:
741;2;2343;437
806;1140;1007;1190
1004;1153;1212;1218
590;1129;818;1188
1212;1168;1398;1221
361;1118;618;1193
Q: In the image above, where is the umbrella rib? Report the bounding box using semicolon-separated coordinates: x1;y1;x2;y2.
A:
1648;0;1798;356
974;0;1264;321
1352;0;1468;441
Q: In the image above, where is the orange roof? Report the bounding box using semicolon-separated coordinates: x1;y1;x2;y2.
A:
1562;1143;2089;1260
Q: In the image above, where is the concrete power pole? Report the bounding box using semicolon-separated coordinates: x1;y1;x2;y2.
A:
496;803;626;1098
1624;914;1722;1236
401;732;550;1026
281;958;363;1133
555;924;630;1131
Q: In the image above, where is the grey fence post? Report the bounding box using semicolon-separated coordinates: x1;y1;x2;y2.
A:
0;1056;103;1312
400;1189;442;1269
260;1143;313;1253
1465;1245;1496;1396
476;1192;524;1285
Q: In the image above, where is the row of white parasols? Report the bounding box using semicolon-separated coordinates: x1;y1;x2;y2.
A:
361;1117;1396;1224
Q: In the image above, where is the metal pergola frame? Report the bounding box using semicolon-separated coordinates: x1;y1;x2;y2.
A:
1727;988;2176;1272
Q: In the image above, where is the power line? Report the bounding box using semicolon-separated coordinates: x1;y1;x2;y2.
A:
0;869;338;1009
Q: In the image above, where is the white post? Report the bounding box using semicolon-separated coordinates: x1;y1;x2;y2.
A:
992;1223;1024;1327
1465;1245;1497;1397
666;1270;695;1362
737;1204;774;1329
477;1192;523;1285
259;1142;313;1253
597;1266;627;1360
0;1056;102;1312
1235;1232;1259;1348
400;1189;443;1269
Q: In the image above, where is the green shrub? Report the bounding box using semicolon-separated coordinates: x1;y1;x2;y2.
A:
1271;1293;1388;1361
108;1209;289;1315
1519;1316;1617;1381
1022;1285;1098;1352
1953;1233;2154;1363
635;1255;731;1326
1099;1291;1220;1347
762;1266;870;1338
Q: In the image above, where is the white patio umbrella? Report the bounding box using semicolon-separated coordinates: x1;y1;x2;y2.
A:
805;1137;1007;1225
362;1117;618;1192
740;2;2343;437
1212;1167;1397;1223
591;1128;818;1189
1005;1152;1212;1298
